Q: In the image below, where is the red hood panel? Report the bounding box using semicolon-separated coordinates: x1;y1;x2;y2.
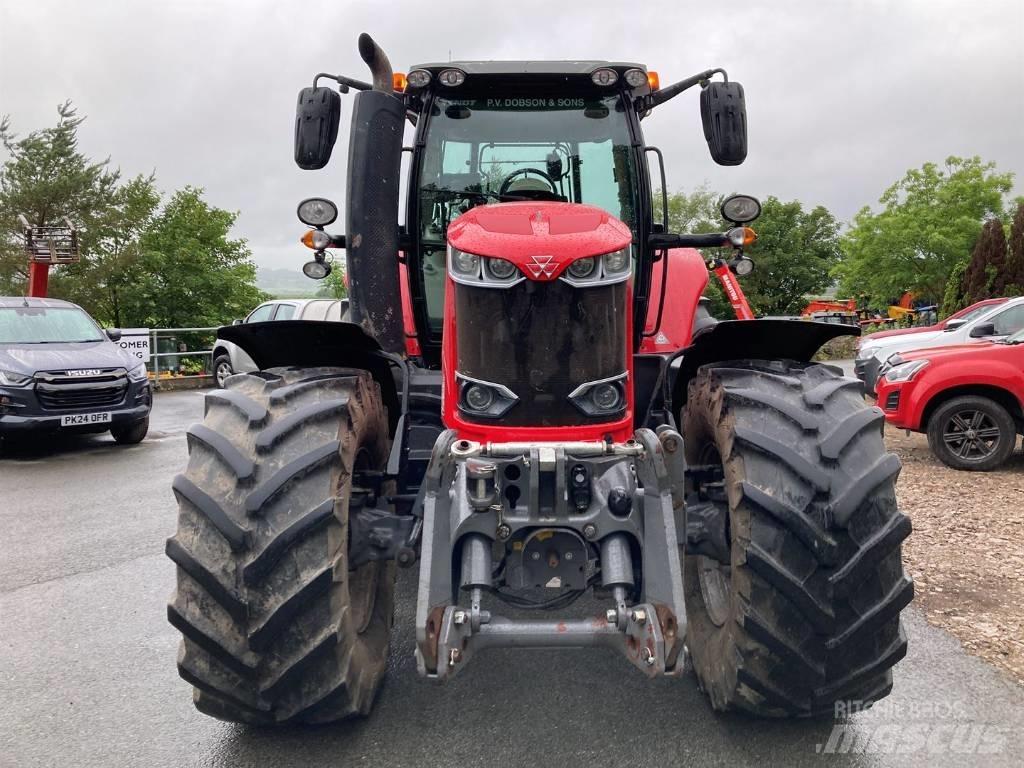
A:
447;202;632;281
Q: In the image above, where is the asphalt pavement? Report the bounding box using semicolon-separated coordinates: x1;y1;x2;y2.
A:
2;388;1023;768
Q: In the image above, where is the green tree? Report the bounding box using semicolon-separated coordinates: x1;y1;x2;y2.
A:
50;174;160;325
835;156;1014;305
740;197;843;316
1005;201;1024;297
660;185;730;316
316;261;348;299
119;187;267;328
939;258;970;317
0;102;119;294
962;218;1007;303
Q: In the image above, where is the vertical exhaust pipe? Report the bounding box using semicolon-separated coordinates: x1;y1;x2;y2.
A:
344;33;406;354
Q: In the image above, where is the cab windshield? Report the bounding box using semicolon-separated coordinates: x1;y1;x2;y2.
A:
416;92;639;330
0;306;104;344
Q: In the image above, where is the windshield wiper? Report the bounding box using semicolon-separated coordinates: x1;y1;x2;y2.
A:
432;188;533;203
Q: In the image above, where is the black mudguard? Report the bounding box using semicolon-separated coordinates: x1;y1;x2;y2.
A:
218;319;401;432
671;319;858;408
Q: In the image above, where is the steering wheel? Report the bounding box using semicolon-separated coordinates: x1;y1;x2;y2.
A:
498;167;559;199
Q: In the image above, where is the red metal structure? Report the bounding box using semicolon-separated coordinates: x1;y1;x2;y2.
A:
19;215;79;298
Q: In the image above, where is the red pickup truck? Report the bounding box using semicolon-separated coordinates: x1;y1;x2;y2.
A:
875;327;1024;470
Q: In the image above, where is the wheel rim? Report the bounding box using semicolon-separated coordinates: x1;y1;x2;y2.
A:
215;362;231;387
941;409;1003;462
693;443;732;627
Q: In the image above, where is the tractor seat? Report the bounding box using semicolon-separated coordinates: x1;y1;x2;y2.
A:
504;177;554;194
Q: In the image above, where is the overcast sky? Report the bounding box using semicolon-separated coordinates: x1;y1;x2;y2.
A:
2;0;1022;271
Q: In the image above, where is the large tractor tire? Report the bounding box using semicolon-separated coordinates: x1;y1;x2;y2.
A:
682;360;913;717
166;367;395;725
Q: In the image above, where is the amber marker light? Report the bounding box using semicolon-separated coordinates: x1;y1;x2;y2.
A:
647;71;660;90
393;72;407;93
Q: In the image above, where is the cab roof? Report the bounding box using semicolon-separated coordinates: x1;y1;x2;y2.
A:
409;61;647;76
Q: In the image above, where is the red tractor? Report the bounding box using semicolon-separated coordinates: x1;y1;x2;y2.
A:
166;34;912;724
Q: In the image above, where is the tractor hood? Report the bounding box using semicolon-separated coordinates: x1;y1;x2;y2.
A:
447;202;632;281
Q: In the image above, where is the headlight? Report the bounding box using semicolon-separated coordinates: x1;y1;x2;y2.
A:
485;257;518;280
567;257;596;279
603;248;630;274
451;248;480;277
884;359;928;382
296;197;338;227
127;363;148;382
0;369;31;387
569;373;627;417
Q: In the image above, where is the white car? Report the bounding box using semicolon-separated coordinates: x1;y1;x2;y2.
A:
211;299;348;387
855;296;1024;394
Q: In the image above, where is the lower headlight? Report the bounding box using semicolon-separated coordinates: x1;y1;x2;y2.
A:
591;383;622;411
127;364;148;382
451;247;480;277
464;384;494;411
0;369;32;387
884;359;928;382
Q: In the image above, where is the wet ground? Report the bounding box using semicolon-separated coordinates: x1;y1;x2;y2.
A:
2;389;1023;767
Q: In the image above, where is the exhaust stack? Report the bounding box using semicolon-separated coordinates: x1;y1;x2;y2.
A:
344;33;406;354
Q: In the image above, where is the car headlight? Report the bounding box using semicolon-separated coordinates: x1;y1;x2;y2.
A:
127;363;148;382
884;359;928;383
0;369;31;387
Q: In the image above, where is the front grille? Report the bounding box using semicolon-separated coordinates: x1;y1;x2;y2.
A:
885;391;900;411
34;368;128;410
455;278;627;427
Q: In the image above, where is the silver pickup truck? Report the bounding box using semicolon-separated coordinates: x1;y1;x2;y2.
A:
211;298;348;387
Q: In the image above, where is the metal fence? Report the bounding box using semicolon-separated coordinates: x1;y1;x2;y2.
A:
147;326;219;390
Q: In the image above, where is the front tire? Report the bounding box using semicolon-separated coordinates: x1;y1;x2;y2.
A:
111;417;149;444
166;367;395;724
683;361;913;717
926;395;1016;471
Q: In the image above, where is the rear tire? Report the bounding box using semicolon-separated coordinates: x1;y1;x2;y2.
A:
683;360;913;717
926;395;1016;471
166;367;395;724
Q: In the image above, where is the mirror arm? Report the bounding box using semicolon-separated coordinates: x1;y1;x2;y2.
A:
314;72;373;93
644;68;725;110
649;232;729;249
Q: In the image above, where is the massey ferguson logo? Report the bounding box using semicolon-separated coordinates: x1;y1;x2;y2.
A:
526;254;557;279
67;369;102;377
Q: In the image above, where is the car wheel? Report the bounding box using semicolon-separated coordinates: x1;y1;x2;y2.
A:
926;395;1016;471
111;417;149;445
213;354;233;388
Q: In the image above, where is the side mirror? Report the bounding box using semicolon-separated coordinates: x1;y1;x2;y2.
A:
231;318;243;326
943;319;966;331
106;328;122;342
294;87;342;170
970;322;996;338
700;81;747;166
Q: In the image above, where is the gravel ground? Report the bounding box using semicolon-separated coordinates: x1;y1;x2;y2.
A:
888;427;1024;684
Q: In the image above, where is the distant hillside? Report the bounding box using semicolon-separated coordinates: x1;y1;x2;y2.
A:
257;268;319;298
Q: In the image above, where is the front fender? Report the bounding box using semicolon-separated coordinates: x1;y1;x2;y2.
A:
218;320;401;432
671;319;858;408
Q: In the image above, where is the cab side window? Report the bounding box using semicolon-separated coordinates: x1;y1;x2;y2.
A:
274;304;297;321
991;305;1024;336
247;304;275;323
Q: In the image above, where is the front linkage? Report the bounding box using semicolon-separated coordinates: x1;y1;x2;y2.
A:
414;428;690;680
